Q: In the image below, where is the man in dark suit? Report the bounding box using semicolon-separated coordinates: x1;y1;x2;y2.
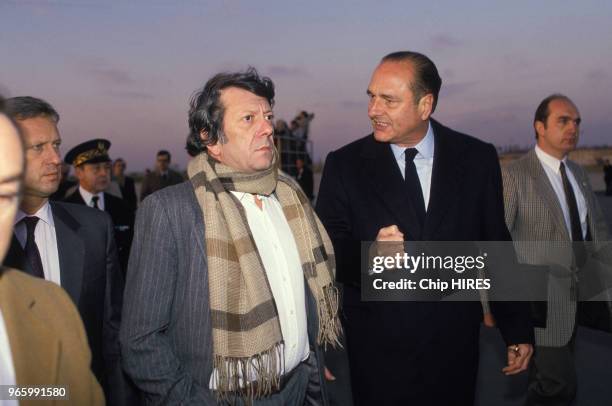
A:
316;51;534;406
121;68;341;405
0;97;104;406
63;139;135;275
3;96;126;404
294;158;314;201
139;150;184;201
112;158;138;211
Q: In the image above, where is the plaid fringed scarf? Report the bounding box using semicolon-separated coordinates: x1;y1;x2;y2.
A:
187;151;341;402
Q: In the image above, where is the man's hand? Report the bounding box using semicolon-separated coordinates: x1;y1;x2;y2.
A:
375;225;405;260
376;225;404;242
502;344;533;375
483;312;496;327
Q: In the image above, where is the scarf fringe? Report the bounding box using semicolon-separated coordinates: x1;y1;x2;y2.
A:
213;342;284;403
317;284;343;350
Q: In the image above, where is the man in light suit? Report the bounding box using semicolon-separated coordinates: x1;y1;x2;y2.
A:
3;96;127;404
316;51;535;406
121;68;341;405
502;94;612;406
0;98;104;406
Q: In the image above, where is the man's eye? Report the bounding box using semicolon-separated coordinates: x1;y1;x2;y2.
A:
31;144;44;152
244;115;253;122
265;114;274;121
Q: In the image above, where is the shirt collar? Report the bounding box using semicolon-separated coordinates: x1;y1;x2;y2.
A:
390;121;435;160
534;144;568;174
79;185;103;206
14;200;54;227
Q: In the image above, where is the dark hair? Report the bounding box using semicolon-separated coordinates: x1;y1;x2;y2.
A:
4;96;60;123
533;94;573;139
381;51;442;114
186;67;275;155
157;150;171;160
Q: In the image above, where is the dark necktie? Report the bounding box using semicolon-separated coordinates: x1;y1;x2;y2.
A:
92;195;100;210
22;216;45;278
559;162;586;267
404;148;426;228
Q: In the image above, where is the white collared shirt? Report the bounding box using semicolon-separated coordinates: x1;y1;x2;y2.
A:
209;191;310;389
13;201;62;286
79;186;105;211
534;145;588;238
390;121;435;210
0;309;18;405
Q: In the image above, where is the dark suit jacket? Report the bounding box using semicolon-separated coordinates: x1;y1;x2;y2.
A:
116;176;138;211
120;182;329;405
64;190;135;275
0;268;105;406
296;167;314;200
3;202;125;404
316;119;533;406
139;169;184;201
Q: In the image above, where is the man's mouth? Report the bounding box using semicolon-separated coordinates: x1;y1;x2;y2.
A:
371;119;390;129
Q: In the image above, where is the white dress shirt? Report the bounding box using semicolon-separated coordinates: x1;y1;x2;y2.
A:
534;145;588;238
13;201;62;286
390;121;435;210
209;192;310;389
0;309;19;406
79;186;105;211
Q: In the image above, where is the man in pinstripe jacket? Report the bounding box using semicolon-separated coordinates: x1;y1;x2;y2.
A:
502;94;611;406
120;69;334;405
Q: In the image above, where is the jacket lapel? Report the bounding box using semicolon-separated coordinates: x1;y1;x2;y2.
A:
0;270;59;385
422;122;464;240
361;136;421;240
51;202;84;305
526;150;570;240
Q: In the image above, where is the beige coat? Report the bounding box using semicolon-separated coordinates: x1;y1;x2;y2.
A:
0;268;104;406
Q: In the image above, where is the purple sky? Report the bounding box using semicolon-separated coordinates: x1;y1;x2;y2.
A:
2;1;611;171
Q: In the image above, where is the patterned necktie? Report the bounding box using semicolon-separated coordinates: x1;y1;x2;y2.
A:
92;195;100;210
404;148;426;228
559;162;586;267
22;216;45;278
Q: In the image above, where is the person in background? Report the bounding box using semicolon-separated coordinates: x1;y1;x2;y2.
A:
139;150;184;201
112;158;137;211
63;139;135;276
503;94;612;406
295;157;314;201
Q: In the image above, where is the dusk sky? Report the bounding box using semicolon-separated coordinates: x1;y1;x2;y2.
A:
2;0;611;171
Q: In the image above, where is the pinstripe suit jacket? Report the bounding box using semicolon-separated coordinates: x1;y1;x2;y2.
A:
120;181;328;405
502;149;610;346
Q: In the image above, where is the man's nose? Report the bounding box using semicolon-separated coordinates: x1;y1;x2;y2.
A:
258;117;274;137
48;145;62;165
368;97;382;116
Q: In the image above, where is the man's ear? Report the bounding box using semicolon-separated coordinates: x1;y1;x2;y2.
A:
203;131;222;160
418;94;434;120
534;121;546;138
74;166;83;180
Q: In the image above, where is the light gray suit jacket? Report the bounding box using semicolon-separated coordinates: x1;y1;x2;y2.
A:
120;181;328;405
502;149;610;346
